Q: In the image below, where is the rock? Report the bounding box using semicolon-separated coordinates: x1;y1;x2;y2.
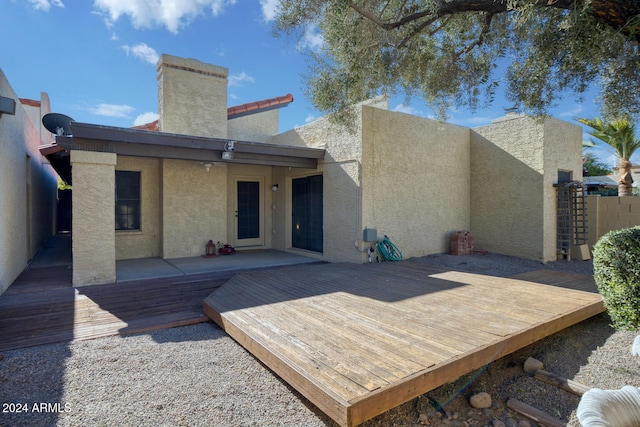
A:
505;418;517;427
492;420;506;427
518;420;531;427
469;392;492;409
418;413;430;424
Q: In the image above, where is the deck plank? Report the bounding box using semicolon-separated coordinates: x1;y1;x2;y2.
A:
0;275;226;352
203;263;604;427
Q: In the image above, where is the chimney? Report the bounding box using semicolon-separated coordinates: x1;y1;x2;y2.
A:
157;54;229;138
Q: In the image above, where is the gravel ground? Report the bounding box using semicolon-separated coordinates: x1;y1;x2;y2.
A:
1;253;639;427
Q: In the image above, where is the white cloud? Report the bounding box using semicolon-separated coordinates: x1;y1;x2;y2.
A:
393;103;423;116
297;24;324;51
260;0;279;22
133;112;158;126
89;103;135;118
123;43;160;65
29;0;64;11
93;0;236;34
558;104;584;118
228;72;255;87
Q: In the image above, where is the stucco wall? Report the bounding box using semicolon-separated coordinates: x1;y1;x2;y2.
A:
71;151;117;285
471;115;582;261
162;159;227;258
0;71;57;295
115;156;162;260
157;54;228;139
586;195;640;247
361;106;471;259
471;116;546;260
228;110;279;143
270;97;473;263
271;103;365;262
541;117;583;259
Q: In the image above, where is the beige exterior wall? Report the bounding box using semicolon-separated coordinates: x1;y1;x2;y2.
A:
271;98;471;263
361;106;471;259
157;54;228;138
0;70;57;295
161;159;227;258
228;110;279;143
586;195;640;247
471;115;582;261
542;117;584;259
271;101;365;262
115;156;162;260
71;151;117;285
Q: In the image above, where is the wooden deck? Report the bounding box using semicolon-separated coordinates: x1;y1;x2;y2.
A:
0;273;227;352
203;262;604;427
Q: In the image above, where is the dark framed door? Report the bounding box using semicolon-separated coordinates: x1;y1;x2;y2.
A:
292;175;323;252
235;179;263;247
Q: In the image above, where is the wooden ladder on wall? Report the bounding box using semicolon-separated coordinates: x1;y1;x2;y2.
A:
556;182;587;260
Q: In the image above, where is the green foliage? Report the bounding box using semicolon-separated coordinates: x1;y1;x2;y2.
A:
582;152;612;177
578;117;640;162
57;179;71;191
273;1;640;124
593;227;640;331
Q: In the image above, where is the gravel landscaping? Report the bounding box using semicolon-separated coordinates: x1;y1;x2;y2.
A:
1;253;639;427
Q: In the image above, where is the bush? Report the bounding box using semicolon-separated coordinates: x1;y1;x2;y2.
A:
593;226;640;331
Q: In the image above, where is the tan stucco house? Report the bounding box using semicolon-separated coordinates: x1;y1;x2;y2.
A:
39;54;583;287
0;69;58;294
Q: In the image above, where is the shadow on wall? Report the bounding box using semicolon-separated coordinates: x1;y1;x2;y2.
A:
470;133;545;260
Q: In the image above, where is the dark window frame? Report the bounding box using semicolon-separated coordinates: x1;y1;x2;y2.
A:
115;170;141;231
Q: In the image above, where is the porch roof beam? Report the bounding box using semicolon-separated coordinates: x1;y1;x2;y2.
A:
67;122;325;160
56;137;319;169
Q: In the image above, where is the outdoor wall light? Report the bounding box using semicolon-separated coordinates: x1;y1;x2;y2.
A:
272;184;279;191
222;140;235;160
203;163;212;172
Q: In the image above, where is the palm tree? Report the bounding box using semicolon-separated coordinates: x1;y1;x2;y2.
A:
578;117;640;196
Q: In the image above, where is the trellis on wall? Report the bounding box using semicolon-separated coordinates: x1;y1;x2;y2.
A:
556;181;587;260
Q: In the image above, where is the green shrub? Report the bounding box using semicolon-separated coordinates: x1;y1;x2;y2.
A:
593;226;640;331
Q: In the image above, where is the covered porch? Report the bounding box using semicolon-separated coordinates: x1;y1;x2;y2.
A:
39;122;326;287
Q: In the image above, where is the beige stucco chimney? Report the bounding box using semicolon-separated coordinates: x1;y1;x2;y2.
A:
157;54;228;138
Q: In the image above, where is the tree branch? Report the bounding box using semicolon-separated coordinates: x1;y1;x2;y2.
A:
452;13;494;62
347;0;640;40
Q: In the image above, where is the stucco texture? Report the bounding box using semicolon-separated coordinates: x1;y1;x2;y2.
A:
471;115;582;261
157;54;228;139
271;104;365;262
0;71;57;295
228;110;279;143
162;159;227;258
71;151;117;285
115;156;161;260
361;106;471;259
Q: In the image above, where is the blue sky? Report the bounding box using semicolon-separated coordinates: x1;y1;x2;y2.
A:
1;0;626;168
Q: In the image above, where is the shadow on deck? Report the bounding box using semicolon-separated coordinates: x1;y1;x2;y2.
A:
203;262;603;427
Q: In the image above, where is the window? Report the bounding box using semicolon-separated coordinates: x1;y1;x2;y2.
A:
115;171;141;230
558;170;573;184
